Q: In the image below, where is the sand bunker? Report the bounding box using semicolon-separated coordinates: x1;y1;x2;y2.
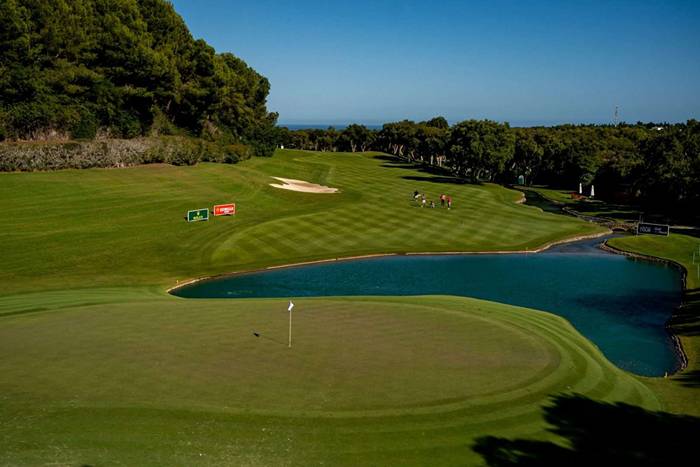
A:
269;177;339;193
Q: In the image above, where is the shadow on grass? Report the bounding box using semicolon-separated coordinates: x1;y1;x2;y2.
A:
374;154;416;170
372;154;479;186
402;175;469;185
518;186;644;221
252;331;287;346
473;393;700;467
518;188;566;214
669;288;700;338
675;369;700;387
373;154;402;163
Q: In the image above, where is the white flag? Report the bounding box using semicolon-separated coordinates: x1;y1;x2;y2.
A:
288;301;295;312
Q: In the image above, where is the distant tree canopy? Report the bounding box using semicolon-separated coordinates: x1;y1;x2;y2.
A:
279;119;700;218
0;0;278;155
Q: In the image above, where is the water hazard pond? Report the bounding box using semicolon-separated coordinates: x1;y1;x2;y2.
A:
172;236;683;376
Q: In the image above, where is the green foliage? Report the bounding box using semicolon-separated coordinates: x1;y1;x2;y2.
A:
227;143;252;162
447;120;515;181
0;136;254;171
424;116;449;129
337;124;373;152
247;122;281;157
511;130;544;184
70;110;98;139
0;0;277;151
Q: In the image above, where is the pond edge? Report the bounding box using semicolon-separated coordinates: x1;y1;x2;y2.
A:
600;241;689;374
166;229;611;294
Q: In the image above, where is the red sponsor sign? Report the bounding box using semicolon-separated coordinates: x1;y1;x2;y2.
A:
213;203;236;216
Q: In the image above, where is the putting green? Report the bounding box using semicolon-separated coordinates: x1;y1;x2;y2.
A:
0;293;659;465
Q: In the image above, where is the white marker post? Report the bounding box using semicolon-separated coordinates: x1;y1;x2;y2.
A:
288;300;295;348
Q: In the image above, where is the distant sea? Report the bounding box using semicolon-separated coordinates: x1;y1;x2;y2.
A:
279;120;635;129
279;123;383;130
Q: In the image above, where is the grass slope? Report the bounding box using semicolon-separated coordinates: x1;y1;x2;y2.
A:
0;150;602;295
0;293;658;466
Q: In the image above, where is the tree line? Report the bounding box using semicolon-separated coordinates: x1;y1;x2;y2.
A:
278;119;700;217
0;0;278;157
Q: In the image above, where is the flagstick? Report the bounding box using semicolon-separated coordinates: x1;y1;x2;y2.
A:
288;306;292;348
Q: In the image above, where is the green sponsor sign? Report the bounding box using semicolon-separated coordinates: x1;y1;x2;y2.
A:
187;208;209;222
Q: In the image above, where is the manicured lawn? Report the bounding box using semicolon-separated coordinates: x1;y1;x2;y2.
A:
1;150;695;464
0;293;659;466
0;150;602;295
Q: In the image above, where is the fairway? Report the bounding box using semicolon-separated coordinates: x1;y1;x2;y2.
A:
0;293;659;465
0;150;602;295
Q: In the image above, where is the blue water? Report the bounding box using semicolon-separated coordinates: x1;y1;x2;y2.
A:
279;123;383;130
172;237;683;376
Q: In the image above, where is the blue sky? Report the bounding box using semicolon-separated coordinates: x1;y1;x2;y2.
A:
170;0;700;126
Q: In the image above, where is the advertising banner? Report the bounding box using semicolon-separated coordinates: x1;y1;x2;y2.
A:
187;208;209;222
213;204;236;216
637;223;669;236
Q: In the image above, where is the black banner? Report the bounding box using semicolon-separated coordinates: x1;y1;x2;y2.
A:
637;223;669;236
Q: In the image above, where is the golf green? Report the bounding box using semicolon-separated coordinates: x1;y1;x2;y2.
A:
0;294;660;465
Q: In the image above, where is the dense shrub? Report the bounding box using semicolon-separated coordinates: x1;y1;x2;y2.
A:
0;136;246;172
71;111;99;140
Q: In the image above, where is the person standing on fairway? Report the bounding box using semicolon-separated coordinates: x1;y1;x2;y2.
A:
447;196;452;210
440;194;446;207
